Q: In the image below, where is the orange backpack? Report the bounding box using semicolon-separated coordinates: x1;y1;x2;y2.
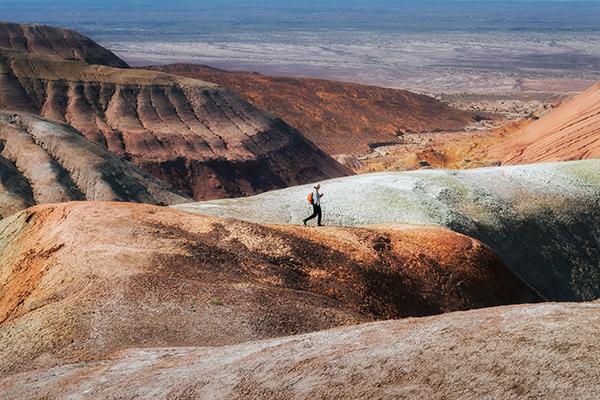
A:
307;192;314;205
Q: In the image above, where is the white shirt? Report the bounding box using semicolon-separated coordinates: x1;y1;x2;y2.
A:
313;190;322;206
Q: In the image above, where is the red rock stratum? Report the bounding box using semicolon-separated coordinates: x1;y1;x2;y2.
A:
0;22;128;68
0;201;539;376
484;81;600;164
150;64;475;155
2;302;597;400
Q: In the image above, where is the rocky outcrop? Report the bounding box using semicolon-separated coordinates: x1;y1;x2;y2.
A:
0;112;188;216
0;49;351;199
177;159;600;301
2;302;598;399
149;64;475;155
0;201;539;376
0;22;128;68
484;81;600;164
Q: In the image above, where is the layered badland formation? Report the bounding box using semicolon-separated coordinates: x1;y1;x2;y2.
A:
0;22;128;68
0;21;599;400
153;65;600;174
0;112;188;217
150;64;476;155
0;24;350;201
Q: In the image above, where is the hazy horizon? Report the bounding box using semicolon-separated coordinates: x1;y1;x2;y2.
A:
2;0;600;93
3;0;600;35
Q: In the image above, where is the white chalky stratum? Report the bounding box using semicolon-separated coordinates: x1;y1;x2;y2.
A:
176;159;600;302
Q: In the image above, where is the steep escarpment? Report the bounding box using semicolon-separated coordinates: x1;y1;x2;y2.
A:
0;49;350;199
150;64;476;155
0;201;538;376
3;302;599;400
484;81;600;164
0;112;189;216
0;22;128;68
178;159;600;302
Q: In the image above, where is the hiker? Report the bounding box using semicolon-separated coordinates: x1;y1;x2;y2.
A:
303;183;324;226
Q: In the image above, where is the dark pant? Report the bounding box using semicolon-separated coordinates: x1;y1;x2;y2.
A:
304;205;322;225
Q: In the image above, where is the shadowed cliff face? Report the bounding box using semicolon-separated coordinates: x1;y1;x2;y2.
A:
0;48;351;199
2;302;599;400
0;112;189;217
178;159;600;302
0;22;128;68
483;81;600;164
0;201;539;376
149;64;475;155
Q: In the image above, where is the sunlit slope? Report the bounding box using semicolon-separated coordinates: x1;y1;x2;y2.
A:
485;82;600;164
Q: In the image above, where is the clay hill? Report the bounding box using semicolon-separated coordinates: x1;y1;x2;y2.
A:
0;112;189;217
0;22;128;68
178;158;600;302
149;64;475;155
0;201;539;376
3;302;599;399
0;25;350;200
484;81;600;164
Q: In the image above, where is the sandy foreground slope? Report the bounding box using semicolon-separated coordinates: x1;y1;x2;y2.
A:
2;302;599;400
177;159;600;301
0;201;539;376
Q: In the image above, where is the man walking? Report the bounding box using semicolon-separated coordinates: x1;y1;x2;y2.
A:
303;183;324;226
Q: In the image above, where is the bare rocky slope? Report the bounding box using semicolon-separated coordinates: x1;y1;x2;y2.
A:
0;201;539;376
2;302;598;400
0;45;350;200
484;81;600;164
0;22;128;68
0;112;188;217
150;64;476;155
177;159;600;302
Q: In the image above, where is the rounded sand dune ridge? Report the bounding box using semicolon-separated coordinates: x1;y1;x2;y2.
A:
0;201;539;376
